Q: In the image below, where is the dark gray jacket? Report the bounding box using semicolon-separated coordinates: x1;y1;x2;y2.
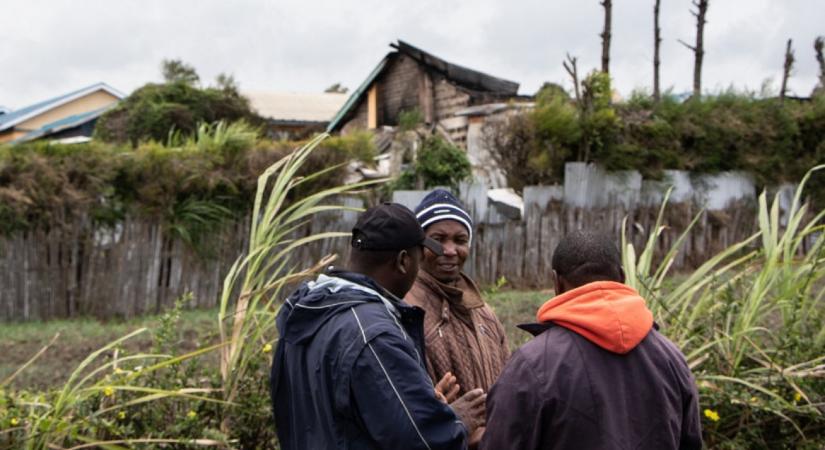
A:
480;322;702;450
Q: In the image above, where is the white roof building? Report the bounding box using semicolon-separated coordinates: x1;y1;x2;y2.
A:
244;91;347;126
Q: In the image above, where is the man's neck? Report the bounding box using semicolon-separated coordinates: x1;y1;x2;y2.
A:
336;267;400;301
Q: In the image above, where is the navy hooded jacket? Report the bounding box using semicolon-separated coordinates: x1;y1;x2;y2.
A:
270;270;468;450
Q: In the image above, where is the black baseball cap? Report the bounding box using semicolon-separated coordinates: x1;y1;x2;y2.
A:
352;203;443;256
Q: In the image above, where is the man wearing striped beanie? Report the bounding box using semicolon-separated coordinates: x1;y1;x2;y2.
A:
405;189;510;437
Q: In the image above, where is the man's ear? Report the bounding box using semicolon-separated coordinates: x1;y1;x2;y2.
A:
396;250;409;275
552;270;561;295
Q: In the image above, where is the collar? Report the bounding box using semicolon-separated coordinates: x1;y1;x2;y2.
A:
324;269;410;318
518;321;661;337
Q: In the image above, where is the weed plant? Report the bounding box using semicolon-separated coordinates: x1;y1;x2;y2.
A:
622;166;825;448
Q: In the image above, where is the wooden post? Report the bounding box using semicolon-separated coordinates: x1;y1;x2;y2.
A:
367;84;378;129
418;72;435;124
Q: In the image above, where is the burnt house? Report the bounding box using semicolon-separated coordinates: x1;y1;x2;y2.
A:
327;40;521;146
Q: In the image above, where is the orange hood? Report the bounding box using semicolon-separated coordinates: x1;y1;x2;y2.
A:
536;281;654;354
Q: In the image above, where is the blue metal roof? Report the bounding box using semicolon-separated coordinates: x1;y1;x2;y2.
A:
0;82;124;131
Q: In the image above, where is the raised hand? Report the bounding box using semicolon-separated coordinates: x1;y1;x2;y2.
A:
435;371;460;403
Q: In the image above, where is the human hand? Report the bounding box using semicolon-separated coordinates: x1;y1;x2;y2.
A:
435;372;460;403
450;388;486;436
468;426;486;449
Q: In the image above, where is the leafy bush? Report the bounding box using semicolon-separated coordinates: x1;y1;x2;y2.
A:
95;81;262;145
622;167;825;448
323;130;377;163
398;108;424;132
484;85;579;190
391;135;471;191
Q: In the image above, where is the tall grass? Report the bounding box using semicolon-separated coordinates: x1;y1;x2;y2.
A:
623;165;825;448
1;324;230;449
215;133;381;422
1;134;380;449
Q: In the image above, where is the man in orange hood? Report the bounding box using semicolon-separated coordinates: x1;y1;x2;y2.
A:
480;230;702;450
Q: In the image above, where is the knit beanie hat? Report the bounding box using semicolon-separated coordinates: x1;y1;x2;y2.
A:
414;189;474;242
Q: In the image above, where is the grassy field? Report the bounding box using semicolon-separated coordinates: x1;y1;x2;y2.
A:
487;289;552;348
0;290;549;391
0;308;219;391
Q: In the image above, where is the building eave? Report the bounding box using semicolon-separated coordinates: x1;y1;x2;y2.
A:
0;83;125;132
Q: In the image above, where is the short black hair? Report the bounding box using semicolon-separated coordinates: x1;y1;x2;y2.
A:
349;246;421;271
552;230;623;287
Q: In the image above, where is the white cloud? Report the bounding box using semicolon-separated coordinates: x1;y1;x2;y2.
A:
0;0;822;108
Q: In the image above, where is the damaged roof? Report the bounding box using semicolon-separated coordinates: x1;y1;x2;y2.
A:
391;41;519;95
328;40;519;132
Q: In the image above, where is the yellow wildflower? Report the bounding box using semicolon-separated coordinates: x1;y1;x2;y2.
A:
704;409;720;422
103;387;115;397
117;411;127;420
793;392;802;403
10;417;19;426
114;368;126;375
263;343;273;354
187;410;197;419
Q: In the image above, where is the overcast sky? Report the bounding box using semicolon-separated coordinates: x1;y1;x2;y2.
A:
1;0;823;109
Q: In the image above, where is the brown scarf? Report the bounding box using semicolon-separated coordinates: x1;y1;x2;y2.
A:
420;271;484;327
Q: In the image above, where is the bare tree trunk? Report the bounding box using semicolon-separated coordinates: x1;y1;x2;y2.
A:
601;0;612;74
780;39;794;103
815;36;825;89
653;0;662;101
563;53;581;103
693;0;708;97
563;53;587;161
679;0;709;98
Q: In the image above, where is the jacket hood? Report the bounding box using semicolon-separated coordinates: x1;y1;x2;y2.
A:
536;281;654;354
276;271;401;345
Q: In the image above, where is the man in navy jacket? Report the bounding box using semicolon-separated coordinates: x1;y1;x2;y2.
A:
271;203;485;450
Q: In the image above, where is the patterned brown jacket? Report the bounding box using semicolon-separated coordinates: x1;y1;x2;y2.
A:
404;271;510;395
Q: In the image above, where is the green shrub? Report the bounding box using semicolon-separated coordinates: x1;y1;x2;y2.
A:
0;129;362;246
95;81;262;145
487;86;825;201
398;108;424;132
323;130;377;163
391;135;472;191
535;82;571;105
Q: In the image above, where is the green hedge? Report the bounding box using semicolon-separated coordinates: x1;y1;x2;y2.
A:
489;79;825;202
0;125;373;242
